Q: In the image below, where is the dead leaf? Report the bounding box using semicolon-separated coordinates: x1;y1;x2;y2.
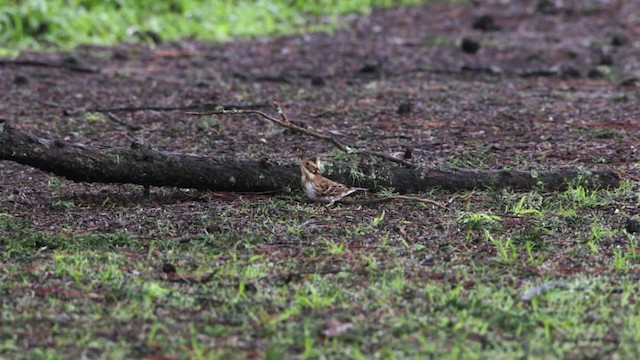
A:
322;319;353;337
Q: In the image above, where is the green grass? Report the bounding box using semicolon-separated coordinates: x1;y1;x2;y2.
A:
1;182;639;358
0;0;635;357
0;0;434;55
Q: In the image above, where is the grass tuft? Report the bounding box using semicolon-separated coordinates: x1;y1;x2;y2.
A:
0;0;437;55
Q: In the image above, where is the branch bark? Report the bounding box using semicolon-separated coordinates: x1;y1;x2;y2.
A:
0;121;621;193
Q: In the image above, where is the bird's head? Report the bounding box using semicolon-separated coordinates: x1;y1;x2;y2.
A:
300;157;321;178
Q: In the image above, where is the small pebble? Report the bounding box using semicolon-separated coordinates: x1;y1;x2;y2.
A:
472;15;500;32
611;33;629;47
396;101;414;115
13;75;28;85
461;38;480;54
625;217;640;233
536;0;557;14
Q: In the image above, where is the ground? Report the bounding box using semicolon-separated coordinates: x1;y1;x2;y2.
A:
1;0;640;359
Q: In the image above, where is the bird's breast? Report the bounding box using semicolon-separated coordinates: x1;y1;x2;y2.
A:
303;180;317;200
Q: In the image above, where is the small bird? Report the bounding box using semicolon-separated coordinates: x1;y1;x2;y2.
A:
299;157;367;206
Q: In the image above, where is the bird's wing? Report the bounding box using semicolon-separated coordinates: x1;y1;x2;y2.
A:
317;178;350;197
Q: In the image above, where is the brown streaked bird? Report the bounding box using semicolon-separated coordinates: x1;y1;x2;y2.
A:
299;157;367;206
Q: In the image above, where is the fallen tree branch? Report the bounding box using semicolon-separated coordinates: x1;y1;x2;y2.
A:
186;102;415;167
57;101;271;115
0;121;621;193
0;59;99;73
0;121;296;192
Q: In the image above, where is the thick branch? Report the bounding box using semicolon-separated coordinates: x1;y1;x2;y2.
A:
0;122;621;192
0;121;296;192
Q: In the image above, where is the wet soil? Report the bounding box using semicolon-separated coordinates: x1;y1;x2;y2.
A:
3;1;639;233
3;1;640;357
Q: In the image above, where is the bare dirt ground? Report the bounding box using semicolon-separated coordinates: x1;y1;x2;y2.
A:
2;0;640;358
2;0;639;233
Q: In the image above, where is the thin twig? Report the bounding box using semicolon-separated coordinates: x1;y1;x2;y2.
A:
0;59;99;73
273;101;290;124
186;102;414;167
163;271;218;284
340;195;448;209
64;101;270;115
106;112;143;131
